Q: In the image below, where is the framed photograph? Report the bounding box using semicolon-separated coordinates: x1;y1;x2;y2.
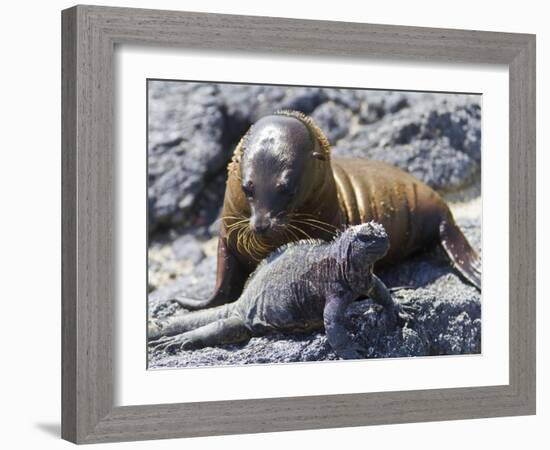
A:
61;5;536;444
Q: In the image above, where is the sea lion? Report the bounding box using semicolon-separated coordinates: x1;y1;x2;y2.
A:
171;110;481;311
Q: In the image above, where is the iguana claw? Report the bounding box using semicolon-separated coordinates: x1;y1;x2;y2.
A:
390;303;417;328
149;334;196;354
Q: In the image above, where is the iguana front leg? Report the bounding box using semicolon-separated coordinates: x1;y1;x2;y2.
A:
323;292;362;360
368;274;413;327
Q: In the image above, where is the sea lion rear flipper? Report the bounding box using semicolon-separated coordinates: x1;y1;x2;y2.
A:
439;219;482;291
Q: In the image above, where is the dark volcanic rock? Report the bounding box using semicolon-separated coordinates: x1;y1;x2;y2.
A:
333;96;481;190
332;140;479;191
280;87;327;114
358;91;410;123
311;102;351;144
147;82;229;230
218;85;327;126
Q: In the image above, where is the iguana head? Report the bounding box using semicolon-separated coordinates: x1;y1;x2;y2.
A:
337;222;389;290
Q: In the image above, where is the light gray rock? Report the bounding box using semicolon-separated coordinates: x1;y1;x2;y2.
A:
172;235;205;264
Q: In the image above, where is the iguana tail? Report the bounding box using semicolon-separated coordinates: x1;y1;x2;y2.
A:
439;218;481;291
148;303;233;340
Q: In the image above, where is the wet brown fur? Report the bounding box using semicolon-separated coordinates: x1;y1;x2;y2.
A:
222;110;452;268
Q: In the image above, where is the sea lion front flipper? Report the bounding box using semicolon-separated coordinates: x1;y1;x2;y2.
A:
439;219;482;291
170;238;249;311
323;293;362;360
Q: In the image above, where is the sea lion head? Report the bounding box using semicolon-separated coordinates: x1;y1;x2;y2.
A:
239;112;328;236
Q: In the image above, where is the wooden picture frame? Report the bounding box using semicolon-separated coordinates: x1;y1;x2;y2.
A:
61;5;536;444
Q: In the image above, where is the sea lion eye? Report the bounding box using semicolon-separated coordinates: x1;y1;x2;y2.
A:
242;181;254;198
276;182;292;196
312;151;326;161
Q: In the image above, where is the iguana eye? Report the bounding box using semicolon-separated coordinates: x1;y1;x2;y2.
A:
242;181;254;198
276;182;291;196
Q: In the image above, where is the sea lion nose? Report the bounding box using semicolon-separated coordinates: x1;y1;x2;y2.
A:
251;215;271;234
254;223;269;234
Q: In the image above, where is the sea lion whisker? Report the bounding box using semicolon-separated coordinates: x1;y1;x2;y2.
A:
299;218;338;230
249;231;268;261
286;229;300;245
252;241;268;258
291;219;336;235
226;223;238;241
253;233;273;254
226;220;248;229
279;228;290;244
235;226;242;252
291;214;336;228
292;219;335;233
290;214;338;229
226;221;248;242
241;229;251;257
245;234;257;259
293;224;314;240
224;218;250;227
247;229;264;260
290;212;326;219
287;223;314;241
226;223;248;235
223;213;248;222
237;226;249;256
300;223;336;236
248;231;261;252
259;237;272;252
222;214;248;220
243;228;255;257
226;219;250;236
284;226;301;243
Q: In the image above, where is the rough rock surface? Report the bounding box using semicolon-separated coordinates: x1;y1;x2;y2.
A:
332;96;481;191
146;81;482;369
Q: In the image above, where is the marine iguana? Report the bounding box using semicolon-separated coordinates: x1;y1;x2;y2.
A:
149;222;411;360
